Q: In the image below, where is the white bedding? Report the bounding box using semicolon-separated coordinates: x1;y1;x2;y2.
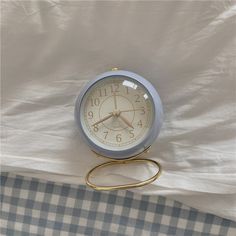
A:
1;1;236;220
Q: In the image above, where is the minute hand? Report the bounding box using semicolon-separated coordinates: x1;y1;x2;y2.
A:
113;92;117;110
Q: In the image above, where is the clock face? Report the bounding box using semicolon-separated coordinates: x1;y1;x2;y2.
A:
80;76;154;152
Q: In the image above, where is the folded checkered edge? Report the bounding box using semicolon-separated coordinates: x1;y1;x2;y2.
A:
1;172;236;236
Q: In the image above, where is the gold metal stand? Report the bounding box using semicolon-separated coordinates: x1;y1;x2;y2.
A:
85;148;162;191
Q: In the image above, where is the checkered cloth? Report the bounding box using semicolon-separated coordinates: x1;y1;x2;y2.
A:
1;173;236;236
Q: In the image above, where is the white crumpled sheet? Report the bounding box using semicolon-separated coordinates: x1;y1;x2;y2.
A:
2;1;236;221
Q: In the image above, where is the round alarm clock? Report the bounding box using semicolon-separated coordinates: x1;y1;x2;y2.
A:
74;69;163;160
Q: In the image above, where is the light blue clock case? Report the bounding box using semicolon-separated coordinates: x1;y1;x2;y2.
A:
74;70;163;160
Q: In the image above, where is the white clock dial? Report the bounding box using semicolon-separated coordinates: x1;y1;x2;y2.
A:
80;76;154;151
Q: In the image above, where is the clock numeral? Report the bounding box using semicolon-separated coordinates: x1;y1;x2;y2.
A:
103;131;108;139
135;94;141;102
93;125;99;132
129;130;134;138
126;87;129;94
111;84;119;93
116;134;122;142
98;88;107;97
137;120;142;128
140;107;145;115
91;98;100;107
88;111;93;119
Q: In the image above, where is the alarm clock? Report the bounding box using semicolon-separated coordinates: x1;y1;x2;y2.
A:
74;69;163;160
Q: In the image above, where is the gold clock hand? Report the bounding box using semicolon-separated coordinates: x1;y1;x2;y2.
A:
92;113;113;126
120;108;144;113
118;114;134;129
113;92;117;110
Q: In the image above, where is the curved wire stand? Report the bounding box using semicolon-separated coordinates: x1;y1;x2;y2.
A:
85;148;162;191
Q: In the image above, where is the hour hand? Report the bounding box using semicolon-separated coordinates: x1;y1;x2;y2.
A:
92;113;113;126
118;114;134;129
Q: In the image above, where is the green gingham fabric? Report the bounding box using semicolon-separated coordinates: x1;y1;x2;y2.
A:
1;173;236;236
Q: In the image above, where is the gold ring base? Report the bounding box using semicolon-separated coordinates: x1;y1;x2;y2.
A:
85;157;161;191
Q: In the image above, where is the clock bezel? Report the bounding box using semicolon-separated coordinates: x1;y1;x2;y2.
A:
74;70;163;160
